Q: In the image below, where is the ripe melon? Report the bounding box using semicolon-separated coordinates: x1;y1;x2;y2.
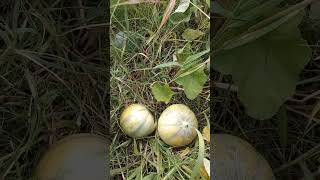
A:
119;104;156;138
158;104;198;147
35;133;107;180
212;134;276;180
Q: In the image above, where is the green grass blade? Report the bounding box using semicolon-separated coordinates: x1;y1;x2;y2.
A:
190;129;205;179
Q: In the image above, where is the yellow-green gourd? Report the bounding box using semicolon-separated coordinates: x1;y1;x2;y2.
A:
158;104;198;147
35;133;107;180
119;103;156;138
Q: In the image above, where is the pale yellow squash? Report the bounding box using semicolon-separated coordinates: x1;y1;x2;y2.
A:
213;134;276;180
157;104;198;147
119;104;156;138
35;133;107;180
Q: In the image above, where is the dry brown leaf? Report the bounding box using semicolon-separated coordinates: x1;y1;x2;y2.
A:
202;126;210;143
179;147;190;159
199;158;210;180
158;0;176;30
146;0;176;44
111;0;160;7
127;0;159;4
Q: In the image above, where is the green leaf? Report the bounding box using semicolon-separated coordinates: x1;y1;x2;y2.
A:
175;66;207;100
235;0;265;13
175;43;192;64
229;0;286;28
213;15;312;120
176;63;204;79
178;49;209;73
223;9;301;50
151;83;174;104
170;0;192;24
182;29;204;41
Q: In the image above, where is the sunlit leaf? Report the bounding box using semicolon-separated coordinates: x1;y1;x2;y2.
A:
170;0;192;24
175;66;207;100
175;43;192;64
151;83;174;104
182;29;204;41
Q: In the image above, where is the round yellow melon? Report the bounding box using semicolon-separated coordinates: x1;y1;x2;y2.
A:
119;103;156;138
34;133;107;180
213;134;276;180
157;104;198;147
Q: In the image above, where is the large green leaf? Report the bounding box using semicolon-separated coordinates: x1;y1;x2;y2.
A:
229;0;286;28
213;16;312;120
175;66;207;100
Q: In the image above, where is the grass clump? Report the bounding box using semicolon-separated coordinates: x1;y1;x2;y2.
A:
0;0;107;179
